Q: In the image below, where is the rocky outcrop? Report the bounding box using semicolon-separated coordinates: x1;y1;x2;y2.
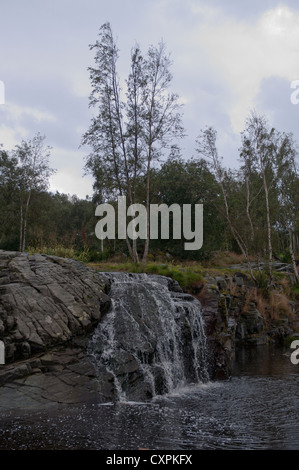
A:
0;250;110;364
197;269;298;379
0;338;100;408
0;251;297;407
0;250;112;408
235;304;267;345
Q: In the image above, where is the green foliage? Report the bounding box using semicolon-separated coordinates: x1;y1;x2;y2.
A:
0;150;100;252
94;260;204;291
279;250;292;264
254;271;271;292
291;284;299;296
147;155;224;258
27;245;77;259
0;43;298;279
27;245;111;264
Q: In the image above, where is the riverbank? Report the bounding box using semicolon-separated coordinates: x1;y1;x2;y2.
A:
88;255;299;376
0;344;298;450
0;250;298;407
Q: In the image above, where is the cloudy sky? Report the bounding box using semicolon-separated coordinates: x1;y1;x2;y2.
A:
1;0;299;198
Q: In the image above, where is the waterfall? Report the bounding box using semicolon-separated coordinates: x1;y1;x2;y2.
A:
88;272;210;402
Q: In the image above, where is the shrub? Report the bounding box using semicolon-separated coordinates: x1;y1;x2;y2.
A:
241;286;295;322
27;245;77;259
26;245;111;264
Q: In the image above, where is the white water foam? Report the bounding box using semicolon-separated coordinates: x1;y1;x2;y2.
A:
88;272;210;401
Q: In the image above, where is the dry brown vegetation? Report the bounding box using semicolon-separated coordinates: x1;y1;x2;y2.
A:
242;286;295;322
204;251;248;267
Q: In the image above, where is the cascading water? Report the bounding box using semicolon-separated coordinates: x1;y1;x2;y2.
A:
88;272;210;402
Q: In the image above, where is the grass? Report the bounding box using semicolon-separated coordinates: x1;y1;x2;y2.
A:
27;245;92;263
89;260;205;291
291;284;299;296
242;286;295;322
204;251;247;267
27;245;299;322
26;246;206;290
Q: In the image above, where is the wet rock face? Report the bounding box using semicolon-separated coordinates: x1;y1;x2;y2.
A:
2;251;295;408
0;250;110;363
88;273;211;402
0;256;221;407
235;305;267;345
0;340;101;408
198;270;297;359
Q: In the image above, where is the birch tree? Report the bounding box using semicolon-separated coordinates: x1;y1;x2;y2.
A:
275;132;299;283
140;42;184;263
82;22;184;263
196;126;258;283
0;149;20;246
13;133;54;252
82;22;136;260
239;112;298;284
242;112;276;286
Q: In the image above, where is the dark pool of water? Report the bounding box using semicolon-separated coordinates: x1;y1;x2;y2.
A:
0;345;298;450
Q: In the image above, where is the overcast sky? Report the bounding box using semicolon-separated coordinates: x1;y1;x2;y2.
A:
1;0;299;198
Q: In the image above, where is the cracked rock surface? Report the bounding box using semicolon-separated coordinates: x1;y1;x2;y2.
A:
0;250;110;408
0;250;110;362
0;339;101;408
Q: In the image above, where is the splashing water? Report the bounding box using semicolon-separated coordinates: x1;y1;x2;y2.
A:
88;273;210;402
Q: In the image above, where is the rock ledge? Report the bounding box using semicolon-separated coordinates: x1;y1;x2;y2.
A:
0;250;110;363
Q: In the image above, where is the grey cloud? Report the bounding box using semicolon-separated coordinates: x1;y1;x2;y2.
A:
206;0;299;20
1;0;299;196
256;75;299;146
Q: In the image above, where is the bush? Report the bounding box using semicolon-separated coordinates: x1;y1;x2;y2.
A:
27;245;77;259
279;250;292;264
26;245;111;264
92;260;205;292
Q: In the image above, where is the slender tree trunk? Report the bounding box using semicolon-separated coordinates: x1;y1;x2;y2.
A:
126;233;134;260
142;148;151;264
132;99;140;265
199;127;257;284
142;98;155;264
261;162;273;287
112;63;139;263
256;255;263;276
107;99;135;262
245;176;255;241
19;204;23;252
220;179;257;284
142;55;160;264
22;190;31;252
289;228;299;283
210;146;257;284
133;236;139;263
